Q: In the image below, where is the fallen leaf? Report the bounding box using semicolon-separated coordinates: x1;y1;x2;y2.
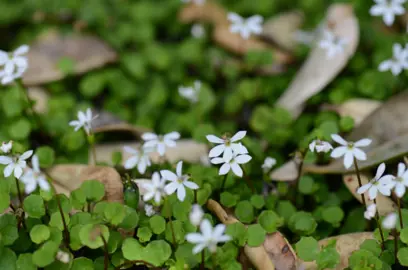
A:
342;173;395;215
27;86;49;114
91;139;208;165
47;165;123;202
261;10;305;52
322;99;382;127
23;30;117;85
276;4;359;118
302;232;377;270
269;158;300;182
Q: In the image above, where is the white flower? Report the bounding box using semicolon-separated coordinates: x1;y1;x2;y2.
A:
206;131;247;161
123;146;152;174
357;163;394;200
369;0;406;26
142;132;180;156
178;80;201;103
378;43;408;76
56;250;70;264
318;29;348;59
227;13;263;40
185;219;231;254
382;212;398;229
309;140;333;153
262;157;276;173
189;204;204;226
0;150;33;179
391;162;408;198
20;155;50;194
161;161;199;202
139;172;166;204
0;45;29;85
144;204;156;217
0;141;12;153
191;24;205;38
364;204;377;220
330;134;372;169
69;108;98;135
181;0;205;5
211;153;252;177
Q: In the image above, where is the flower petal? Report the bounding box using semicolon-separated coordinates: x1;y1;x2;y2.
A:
354;138;372;147
210;157;225;165
161;170;178;182
368;186;378;200
176;161;183;176
4;163;14;177
352;148;367;161
330;146;347;158
398;162;407;177
184;181;199;190
343;151;354;169
230;163;243;177
123;146;138;155
0;156;12;165
157;143;166;156
357;183;371;195
209;144;225;158
177;185;186;201
164;132;180;141
192;243;207;254
395;183;406;198
14;166;23;179
164;182;179;195
142;132;158;141
14;45;29;55
186;233;205;244
200;219;213;237
222;147;233;161
212;224;226;239
331;134;347;145
230;131;246;142
20;150;33;160
219;163;230;175
375;163;386;180
235;154;252;164
206;135;224;144
124;156;139;169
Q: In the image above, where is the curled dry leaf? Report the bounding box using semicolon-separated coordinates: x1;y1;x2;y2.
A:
23;30;117;85
322;99;382;127
302;232;377;270
261;10;305;52
91;139;208;166
92;110;150;138
27;86;49;114
47;165;123;202
178;1;293;64
343;173;395;215
207;199;300;270
269;158;300;182
277;4;359;118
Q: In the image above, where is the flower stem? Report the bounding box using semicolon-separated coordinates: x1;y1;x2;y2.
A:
353;157;366;208
101;235;110;270
211;253;217;270
220;174;228;193
201;250;205;270
393;229;399;264
87;133;97;166
14;177;24;208
374;199;385;251
397;197;404;229
166;198;176;245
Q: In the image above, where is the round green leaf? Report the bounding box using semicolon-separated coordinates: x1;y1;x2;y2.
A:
149;215;166;235
30;224;50;244
298;176;315;195
35;146;55;168
49;212;70;231
220;192;239;208
288;212;317;235
32;241;59;267
165;220;185;244
70;188;87;210
258;210;284;233
0;247;17;270
137;227;152;243
23;195;45;218
398;247;408;266
250;195;265;209
81;180;105;202
295;237;319;261
400;227;408;244
79;224;110;249
122;238;171;267
71;257;94;270
118;206;139;230
226;222;247;246
16;253;36;270
8;118;31;140
104;202;126;226
322;206;344;224
107;231;123;254
246;224;266;247
234;201;254;223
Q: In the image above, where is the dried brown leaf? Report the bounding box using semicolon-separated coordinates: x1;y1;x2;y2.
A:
277;4;359;118
23;31;117;85
269;158;300;182
47;165;123;202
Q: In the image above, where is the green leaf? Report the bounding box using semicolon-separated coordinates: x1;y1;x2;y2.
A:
246;224;266;247
137;227;152;243
80;72;106;98
234;201;255;223
398;247;408;266
71;257;94;270
400;227;408;244
49;212;70;231
250;195;265;209
104;202;126;226
70;188;87;210
0;247;17;270
288;212;317;235
69;225;84;251
149;215;166;235
35;146;55;168
32;241;59;267
16;253;36;270
122;238;172;267
258;210;284;233
81;180;105;202
8;118;31;140
0;191;10;213
118;206;139;230
23;194;45;218
276;200;296;223
0;214;18;246
124;188;139;209
226;222;247;246
360;239;381;257
30;224;50;244
220;192;239;208
47;194;71;214
349;249;382;269
298;175;316;195
79;224;110;249
107;231;123;254
316;243;340;270
57;57;75;74
70;212;92;228
295;237;319;261
165;220;185;244
322;206;344;224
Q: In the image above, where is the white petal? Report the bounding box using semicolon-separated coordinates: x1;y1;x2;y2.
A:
206;135;224;144
164;182;179;195
209;144;226;158
137;161;147;174
222;147;233;161
185;233;205;244
378;185;392;197
0;51;8;65
211;157;226;165
157;143;166;156
143;140;158;149
395;184;406;198
382;213;398;229
14;45;29;55
352;148;367;161
331;134;347;145
375;163;386;180
160;170;178;182
398;163;406;177
330;146;347;158
38;176;50;191
14;166;23;179
200;219;213;238
4;163;14;177
369;5;384;16
124;156;139;169
343;151;354;169
357;183;371;194
184;181;199;190
383;11;395;26
192;243;207;254
227;12;243;23
20;150;33;160
143;192;154;202
142;132;158;141
368;186;378;200
230;163;243;177
24;180;36;194
378;60;393;72
212;224;226;239
164;139;177;148
164;132;180;141
0;156;12;165
219;163;231;175
123;146;138;155
235;154;252;164
176;161;183;176
309;141;316;152
230;131;246;142
177;185;186;201
354;138;372;147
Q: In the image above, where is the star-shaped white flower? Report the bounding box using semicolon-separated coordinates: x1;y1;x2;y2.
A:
181;0;205;5
357;163;394;200
309;139;333;153
206;131;247;161
0;141;12;153
161;161;199;202
0;45;29;85
330;134;372;169
69;108;98;135
318;29;348;59
185;219;231;254
261;157;276;173
190;204;204;226
211;153;252;177
139;172;166;204
227;13;263;40
178;80;201;103
0;150;33;179
391;162;408;198
378;43;408;76
382;212;398;229
142;132;180;156
123;146;152;174
20;154;50;194
191;24;205;39
364;204;377;220
144;204;156;217
370;0;406;26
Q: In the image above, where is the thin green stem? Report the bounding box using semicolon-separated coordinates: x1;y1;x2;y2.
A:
211;253;217;270
397;197;404;229
87;132;97;165
101;235;109;270
393;229;398;264
166;198;176;245
353;157;366;208
220;174;228;193
201;250;205;270
374;199;385;251
14;177;24;207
